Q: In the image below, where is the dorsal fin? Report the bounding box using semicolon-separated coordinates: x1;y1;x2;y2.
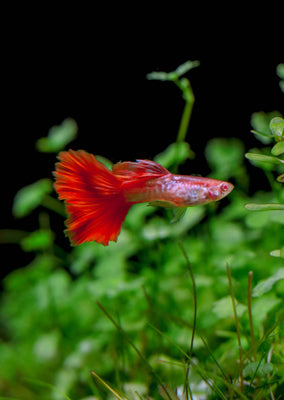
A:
112;159;169;180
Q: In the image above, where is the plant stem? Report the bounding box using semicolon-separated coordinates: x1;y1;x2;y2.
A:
90;370;126;400
175;79;195;144
178;241;197;356
0;229;27;243
41;195;66;216
200;336;229;382
97;302;173;400
248;271;257;360
178;241;197;400
226;264;244;392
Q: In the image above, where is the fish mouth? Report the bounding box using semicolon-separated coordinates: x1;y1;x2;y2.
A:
207;181;234;201
227;183;234;194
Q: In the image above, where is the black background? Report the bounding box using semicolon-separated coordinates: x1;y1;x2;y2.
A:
1;9;283;277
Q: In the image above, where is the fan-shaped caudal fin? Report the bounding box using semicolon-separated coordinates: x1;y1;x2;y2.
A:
54;150;131;246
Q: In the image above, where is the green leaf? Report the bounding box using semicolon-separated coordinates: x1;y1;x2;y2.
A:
244;203;284;211
269;116;284;140
245;152;284;165
252;294;282;328
146;60;199;81
251;111;282;143
251;112;281;134
154;142;194;169
20;229;54;252
95;155;113;170
205;138;244;178
276;63;284;80
243;361;273;379
213;296;246;319
175;60;200;76
251;129;273;144
146;70;169;81
12;179;53;218
271;140;284;155
277;173;284;183
36;118;78;153
270;247;284;258
252;268;284;297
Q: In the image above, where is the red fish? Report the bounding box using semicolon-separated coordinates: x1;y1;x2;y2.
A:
54;150;234;246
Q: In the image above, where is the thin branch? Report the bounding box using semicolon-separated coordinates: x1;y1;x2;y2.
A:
226;264;244;392
248;271;257;360
178;241;197;400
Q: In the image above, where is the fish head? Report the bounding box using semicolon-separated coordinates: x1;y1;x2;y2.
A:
165;176;234;207
207;181;234;202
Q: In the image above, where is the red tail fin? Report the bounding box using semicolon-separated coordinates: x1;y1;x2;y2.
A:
54;150;131;246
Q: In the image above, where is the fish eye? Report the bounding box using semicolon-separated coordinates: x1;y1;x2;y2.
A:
221;183;229;192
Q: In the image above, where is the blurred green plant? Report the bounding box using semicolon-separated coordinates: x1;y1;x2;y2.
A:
245;111;284;258
277;63;284;92
147;60;199;145
0;62;284;400
147;60;198;171
36;118;78;153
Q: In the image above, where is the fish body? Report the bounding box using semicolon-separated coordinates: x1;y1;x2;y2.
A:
122;173;232;207
54;150;234;246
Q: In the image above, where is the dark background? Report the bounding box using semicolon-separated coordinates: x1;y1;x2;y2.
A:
1;10;283;277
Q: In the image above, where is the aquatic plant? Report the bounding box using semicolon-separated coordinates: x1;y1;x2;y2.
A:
0;62;283;400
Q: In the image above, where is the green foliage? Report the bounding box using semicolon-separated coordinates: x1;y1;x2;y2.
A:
12;179;53;218
205;138;247;187
250;111;282;144
20;229;55;252
147;60;199;146
36;118;78;153
146;60;200;84
243;361;273;380
277;63;284;92
154;142;194;169
252;268;284;297
245;112;284;259
1;62;284;400
270;116;284;140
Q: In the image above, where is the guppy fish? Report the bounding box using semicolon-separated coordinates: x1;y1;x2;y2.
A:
54;150;234;246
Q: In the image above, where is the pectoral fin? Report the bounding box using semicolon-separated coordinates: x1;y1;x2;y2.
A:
148;201;188;223
148;201;175;208
170;207;188;222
